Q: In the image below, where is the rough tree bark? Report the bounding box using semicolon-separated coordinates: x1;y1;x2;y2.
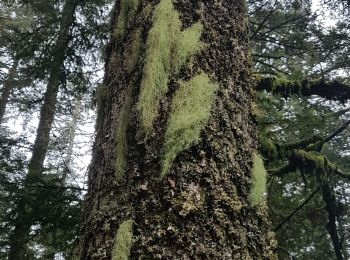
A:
7;1;77;258
79;0;276;259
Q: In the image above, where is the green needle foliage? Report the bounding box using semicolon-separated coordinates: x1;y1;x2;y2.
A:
161;73;218;176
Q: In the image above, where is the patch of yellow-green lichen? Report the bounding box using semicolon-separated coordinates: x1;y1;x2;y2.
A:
141;3;152;20
115;89;132;181
111;219;133;260
173;22;203;71
161;73;218;176
250;153;267;206
124;29;142;73
114;0;139;40
137;0;203;134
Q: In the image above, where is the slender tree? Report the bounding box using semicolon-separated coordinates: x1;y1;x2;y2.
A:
78;0;276;258
7;1;78;258
0;58;18;124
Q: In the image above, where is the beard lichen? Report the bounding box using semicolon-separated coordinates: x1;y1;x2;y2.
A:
161;73;218;176
137;0;203;134
123;29;142;73
115;89;132;181
250;153;267;206
114;0;139;40
173;22;203;72
111;219;133;260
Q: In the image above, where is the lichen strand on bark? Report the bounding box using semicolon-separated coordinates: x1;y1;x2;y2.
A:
161;73;218;176
111;219;133;260
137;0;203;134
249;153;267;206
113;0;140;40
78;0;276;259
78;1;144;257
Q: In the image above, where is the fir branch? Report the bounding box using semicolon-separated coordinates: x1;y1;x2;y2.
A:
274;187;320;231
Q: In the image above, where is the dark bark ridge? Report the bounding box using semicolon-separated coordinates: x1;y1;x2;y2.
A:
79;0;276;259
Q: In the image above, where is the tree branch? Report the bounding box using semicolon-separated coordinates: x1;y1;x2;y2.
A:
256;77;350;102
323;119;350;144
274;187;320;231
319;182;344;260
1;180;86;191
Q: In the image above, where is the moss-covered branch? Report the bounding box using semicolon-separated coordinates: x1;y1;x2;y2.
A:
256;76;350;102
260;119;350;160
270;149;349;180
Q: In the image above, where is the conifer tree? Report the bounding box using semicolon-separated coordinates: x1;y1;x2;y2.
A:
78;0;276;258
7;1;78;258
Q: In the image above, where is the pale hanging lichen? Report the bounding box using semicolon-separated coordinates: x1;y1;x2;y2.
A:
124;29;142;73
137;0;203;134
114;0;140;40
173;22;203;72
250;153;267;206
111;219;133;260
115;89;132;181
161;73;218;176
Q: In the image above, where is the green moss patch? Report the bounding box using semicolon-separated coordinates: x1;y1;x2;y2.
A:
111;219;133;260
137;0;203;134
124;29;142;73
250;153;267;206
161;73;218;176
173;22;203;72
114;0;139;40
115;89;132;181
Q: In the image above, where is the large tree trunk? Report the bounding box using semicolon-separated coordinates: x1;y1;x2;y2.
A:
7;1;77;259
79;0;276;259
0;58;18;124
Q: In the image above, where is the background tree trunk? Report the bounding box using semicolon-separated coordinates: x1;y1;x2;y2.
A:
0;58;18;124
7;1;77;258
79;0;276;259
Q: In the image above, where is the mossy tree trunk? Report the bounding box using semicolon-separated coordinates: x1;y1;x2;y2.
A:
79;0;276;259
7;1;77;259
